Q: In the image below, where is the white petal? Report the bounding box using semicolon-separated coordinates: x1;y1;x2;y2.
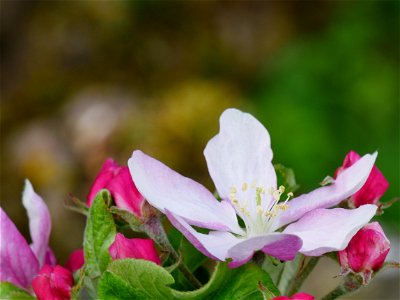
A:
273;152;377;230
129;150;243;234
165;210;241;261
22;180;52;266
283;205;377;256
227;233;302;267
204;108;277;215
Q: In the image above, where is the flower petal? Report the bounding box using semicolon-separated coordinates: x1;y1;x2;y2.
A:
227;233;302;268
22;180;52;266
204;109;276;211
32;265;74;300
0;208;39;289
87;158;119;206
283;205;377;256
65;249;84;273
165;210;241;261
129;150;242;234
274;152;377;230
109;233;161;265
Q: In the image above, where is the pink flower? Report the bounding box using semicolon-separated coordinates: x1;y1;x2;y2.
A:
64;249;84;273
129;109;377;267
109;233;161;265
335;150;388;207
0;180;55;290
32;265;74;300
87;158;145;217
273;292;314;300
338;222;390;283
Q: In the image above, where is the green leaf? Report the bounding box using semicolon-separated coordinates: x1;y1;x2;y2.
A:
84;189;117;279
211;263;280;300
98;259;175;299
0;282;35;299
98;259;279;300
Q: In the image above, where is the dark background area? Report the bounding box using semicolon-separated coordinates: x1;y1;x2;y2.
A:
1;2;398;298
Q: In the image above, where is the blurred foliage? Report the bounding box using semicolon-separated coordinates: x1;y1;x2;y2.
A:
0;3;398;291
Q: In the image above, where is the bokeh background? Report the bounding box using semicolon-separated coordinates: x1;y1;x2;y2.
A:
1;1;398;299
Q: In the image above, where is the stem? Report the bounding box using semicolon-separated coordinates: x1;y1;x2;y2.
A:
321;273;363;300
142;217;203;289
321;285;347;300
288;257;319;295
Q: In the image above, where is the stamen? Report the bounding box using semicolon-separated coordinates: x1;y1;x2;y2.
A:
242;182;248;191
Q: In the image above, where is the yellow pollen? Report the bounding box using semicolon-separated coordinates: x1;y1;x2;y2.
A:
287;192;293;198
279;185;285;193
230;187;237;194
242;182;248;191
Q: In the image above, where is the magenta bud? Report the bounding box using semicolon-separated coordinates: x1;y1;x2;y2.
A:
32;265;74;300
338;222;390;283
335;150;388;207
87;158;145;217
64;249;84;273
273;292;315;300
109;233;161;265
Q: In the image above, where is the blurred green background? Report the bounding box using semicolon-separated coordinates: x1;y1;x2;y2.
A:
1;1;398;298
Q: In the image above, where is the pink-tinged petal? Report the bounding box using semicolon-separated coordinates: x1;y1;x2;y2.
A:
129;151;243;234
22;180;52;267
87;158;119;206
274;152;377;230
204;108;277;212
165;210;241;261
108;233;160;265
0;208;39;289
273;292;315;300
335;151;388;207
107;167;145;216
45;247;57;266
283;205;377;256
338;222;390;276
32;265;74;300
65;249;84;273
227;233;302;268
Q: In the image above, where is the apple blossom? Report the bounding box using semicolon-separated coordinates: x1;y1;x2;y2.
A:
87;158;145;217
0;180;55;289
338;222;390;283
129;108;378;267
108;233;161;265
335;150;388;207
32;265;74;300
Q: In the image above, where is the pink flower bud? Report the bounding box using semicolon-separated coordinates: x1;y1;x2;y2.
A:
273;292;315;300
335;150;388;207
64;249;84;273
109;233;161;265
32;265;74;300
87;158;145;217
338;222;390;283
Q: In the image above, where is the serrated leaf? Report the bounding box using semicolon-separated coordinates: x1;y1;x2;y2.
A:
98;259;279;300
98;271;149;299
83;189;117;279
98;259;175;299
0;282;35;299
211;263;280;300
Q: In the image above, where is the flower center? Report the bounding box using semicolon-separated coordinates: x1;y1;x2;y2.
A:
228;183;293;236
